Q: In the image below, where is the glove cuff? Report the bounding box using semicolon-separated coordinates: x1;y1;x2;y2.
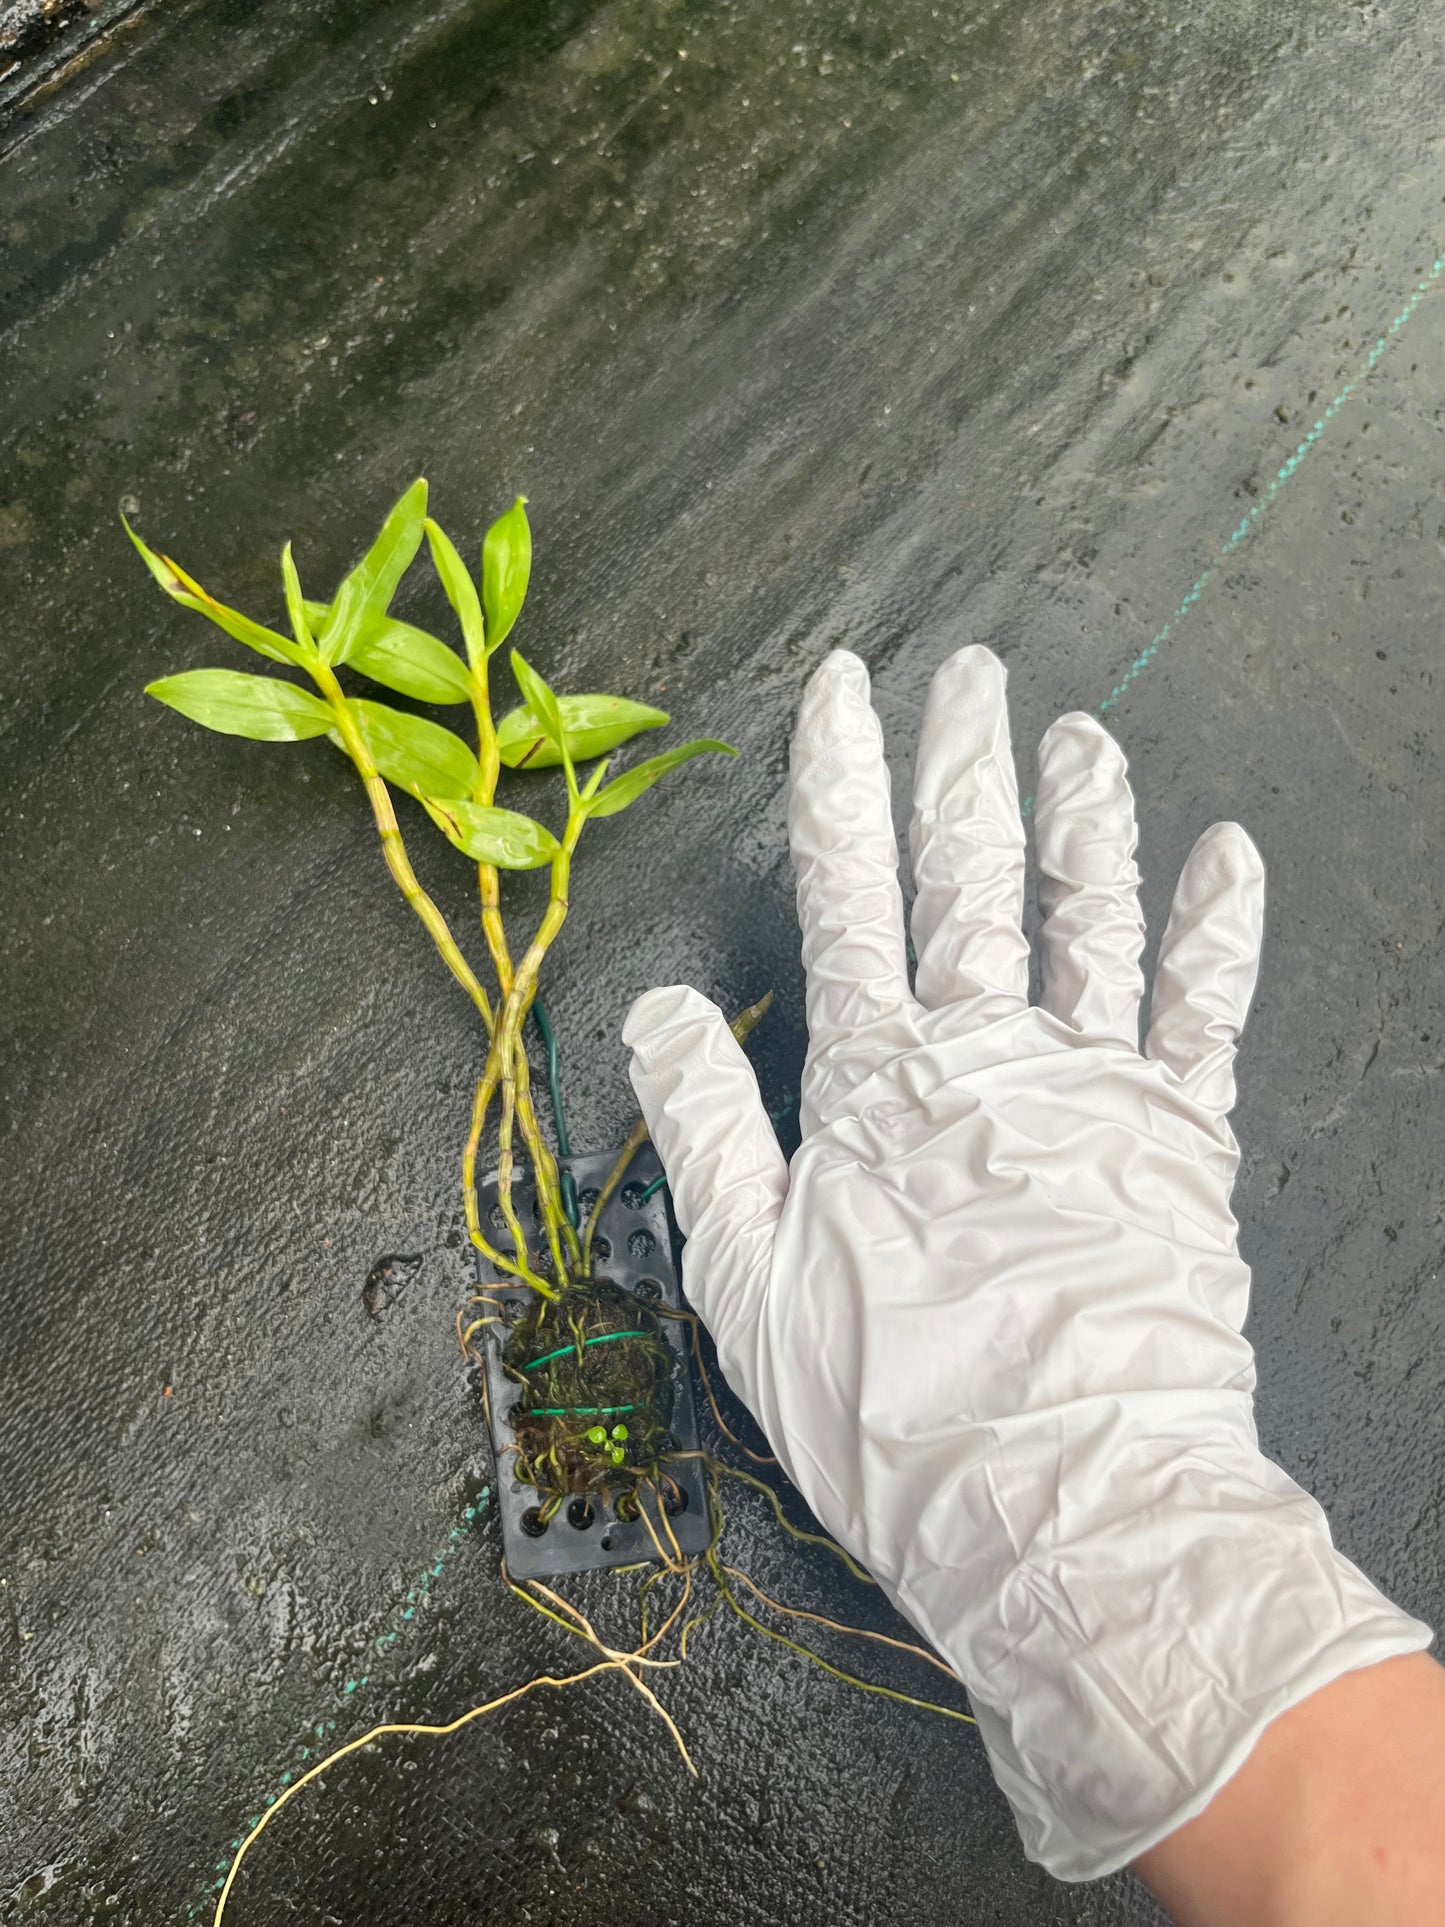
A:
898;1450;1432;1881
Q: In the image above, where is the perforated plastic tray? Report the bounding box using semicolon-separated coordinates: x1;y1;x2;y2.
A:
474;1145;711;1579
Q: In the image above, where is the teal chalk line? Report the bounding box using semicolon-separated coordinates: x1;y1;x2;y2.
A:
184;1489;490;1920
1021;251;1444;814
1097;254;1443;716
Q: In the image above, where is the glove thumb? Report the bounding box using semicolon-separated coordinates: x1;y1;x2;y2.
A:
623;985;788;1416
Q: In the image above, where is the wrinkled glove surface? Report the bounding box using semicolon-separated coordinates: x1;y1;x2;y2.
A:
624;647;1429;1879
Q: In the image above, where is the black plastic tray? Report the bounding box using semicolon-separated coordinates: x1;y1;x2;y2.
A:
474;1144;711;1579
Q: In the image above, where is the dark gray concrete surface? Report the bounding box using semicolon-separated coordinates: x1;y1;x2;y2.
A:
2;1;1442;1921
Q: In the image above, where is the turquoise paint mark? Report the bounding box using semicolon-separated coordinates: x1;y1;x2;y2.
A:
184;1489;489;1921
1022;253;1443;815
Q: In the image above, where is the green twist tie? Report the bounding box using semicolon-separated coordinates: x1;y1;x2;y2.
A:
523;1330;648;1372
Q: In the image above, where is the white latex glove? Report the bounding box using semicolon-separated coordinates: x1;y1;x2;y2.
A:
623;647;1431;1880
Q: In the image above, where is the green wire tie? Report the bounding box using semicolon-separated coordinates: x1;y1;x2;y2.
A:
638;1172;667;1204
523;1329;648;1372
527;1403;639;1418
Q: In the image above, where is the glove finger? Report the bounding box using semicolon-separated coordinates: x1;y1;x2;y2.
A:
1145;822;1265;1121
624;985;788;1416
907;646;1030;1021
789;651;915;1132
1034;713;1146;1048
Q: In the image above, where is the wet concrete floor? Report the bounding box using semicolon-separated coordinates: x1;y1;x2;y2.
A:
1;1;1442;1921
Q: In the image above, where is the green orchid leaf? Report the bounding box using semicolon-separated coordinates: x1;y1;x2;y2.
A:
303;598;470;704
497;694;670;770
508;650;568;768
124;517;307;667
425;518;486;669
580;755;612;801
280;542;314;653
318;478;428;665
146;669;333;741
421;797;560;869
482;496;531;655
348;620;472;704
338;697;479;801
585;738;736;820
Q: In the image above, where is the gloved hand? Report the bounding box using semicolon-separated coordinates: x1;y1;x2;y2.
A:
623;647;1431;1880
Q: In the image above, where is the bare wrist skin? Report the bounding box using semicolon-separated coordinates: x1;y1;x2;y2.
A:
1136;1652;1445;1927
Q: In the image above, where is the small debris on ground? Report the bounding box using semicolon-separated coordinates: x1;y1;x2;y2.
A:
362;1253;423;1319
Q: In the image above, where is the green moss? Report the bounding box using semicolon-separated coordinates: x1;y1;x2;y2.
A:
504;1280;676;1518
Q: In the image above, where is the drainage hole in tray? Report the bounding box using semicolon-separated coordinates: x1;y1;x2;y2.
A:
567;1498;595;1531
628;1228;657;1259
591;1235;612;1264
662;1485;690;1518
633;1276;662;1301
620;1183;647;1210
520;1507;548;1539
